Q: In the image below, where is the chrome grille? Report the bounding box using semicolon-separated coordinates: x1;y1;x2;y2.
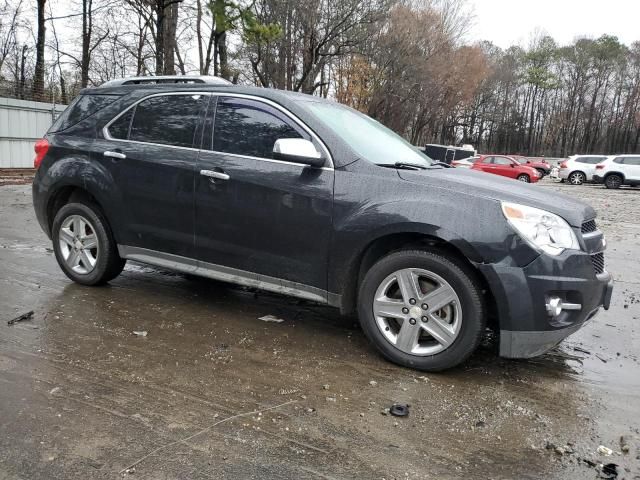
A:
590;252;605;275
582;219;597;234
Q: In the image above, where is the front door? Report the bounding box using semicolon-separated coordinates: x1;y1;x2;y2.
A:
194;95;334;298
96;92;208;257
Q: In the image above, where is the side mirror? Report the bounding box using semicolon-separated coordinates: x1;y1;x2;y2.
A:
510;163;515;167
273;138;325;167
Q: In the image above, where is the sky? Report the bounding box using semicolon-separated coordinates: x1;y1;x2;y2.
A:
467;0;640;48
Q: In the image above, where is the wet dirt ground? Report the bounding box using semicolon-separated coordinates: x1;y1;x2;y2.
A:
0;180;638;479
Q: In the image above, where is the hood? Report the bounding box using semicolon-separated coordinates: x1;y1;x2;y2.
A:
397;167;596;227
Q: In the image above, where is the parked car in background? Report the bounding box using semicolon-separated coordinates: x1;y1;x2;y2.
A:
423;144;476;165
592;155;640;189
451;156;479;168
471;155;540;183
511;156;551;177
558;155;608;185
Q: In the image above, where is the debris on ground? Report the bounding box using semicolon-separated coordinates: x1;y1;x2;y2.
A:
600;463;619;479
619;436;630;453
258;314;284;323
278;388;299;395
389;403;410;417
7;310;34;325
132;331;148;337
573;346;591;355
595;353;608;363
597;445;613;456
369;380;378;386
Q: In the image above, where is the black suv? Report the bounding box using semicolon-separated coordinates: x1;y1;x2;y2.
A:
32;76;613;371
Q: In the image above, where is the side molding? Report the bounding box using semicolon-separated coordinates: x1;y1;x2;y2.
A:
118;245;331;304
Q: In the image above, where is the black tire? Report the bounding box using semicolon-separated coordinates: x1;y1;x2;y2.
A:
516;174;530;183
357;249;486;371
568;171;585;185
604;174;623;189
51;202;125;285
536;168;546;178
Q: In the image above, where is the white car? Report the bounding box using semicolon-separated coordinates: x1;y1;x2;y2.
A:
558;155;608;185
592;154;640;189
451;156;479;168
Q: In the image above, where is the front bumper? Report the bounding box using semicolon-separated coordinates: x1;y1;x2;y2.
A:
478;250;613;358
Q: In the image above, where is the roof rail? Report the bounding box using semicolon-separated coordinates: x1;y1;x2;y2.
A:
98;75;231;88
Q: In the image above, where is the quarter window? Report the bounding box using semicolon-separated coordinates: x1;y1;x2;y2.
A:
108;108;134;140
212;97;308;158
111;94;207;148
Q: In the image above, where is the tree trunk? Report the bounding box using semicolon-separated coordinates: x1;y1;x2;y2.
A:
32;0;47;101
163;0;178;74
81;0;92;88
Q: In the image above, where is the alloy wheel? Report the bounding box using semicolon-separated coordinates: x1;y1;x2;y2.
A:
372;268;462;355
569;172;585;185
58;214;99;274
517;175;530;183
605;175;622;189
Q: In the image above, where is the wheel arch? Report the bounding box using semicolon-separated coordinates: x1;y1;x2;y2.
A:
604;171;625;181
46;185;118;242
337;231;497;327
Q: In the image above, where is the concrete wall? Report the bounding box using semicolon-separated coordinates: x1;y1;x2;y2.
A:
0;97;67;168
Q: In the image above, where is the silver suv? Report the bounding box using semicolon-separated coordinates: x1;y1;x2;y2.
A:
559;155;608;185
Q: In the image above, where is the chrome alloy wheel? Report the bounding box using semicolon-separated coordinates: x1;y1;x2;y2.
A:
372;268;462;355
58;214;99;274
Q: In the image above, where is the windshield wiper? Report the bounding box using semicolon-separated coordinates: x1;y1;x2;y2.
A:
430;161;453;168
377;162;428;170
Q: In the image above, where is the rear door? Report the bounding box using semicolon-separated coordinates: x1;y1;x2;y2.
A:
96;92;208;258
621;156;640;181
194;95;334;297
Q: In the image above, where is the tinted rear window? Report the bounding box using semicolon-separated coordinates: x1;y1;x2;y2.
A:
49;94;119;132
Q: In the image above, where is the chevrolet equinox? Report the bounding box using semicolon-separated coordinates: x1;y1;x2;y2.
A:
32;76;613;371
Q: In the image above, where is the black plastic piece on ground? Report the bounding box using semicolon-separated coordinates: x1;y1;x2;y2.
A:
390;403;410;417
7;310;34;325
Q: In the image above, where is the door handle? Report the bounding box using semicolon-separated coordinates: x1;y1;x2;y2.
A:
200;169;230;181
104;151;126;160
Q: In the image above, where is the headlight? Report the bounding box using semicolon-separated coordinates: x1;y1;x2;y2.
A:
501;202;580;255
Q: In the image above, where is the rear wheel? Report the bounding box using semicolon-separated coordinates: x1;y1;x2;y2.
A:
605;174;623;189
357;250;486;371
536;168;546;178
52;202;125;285
517;174;530;183
568;171;586;185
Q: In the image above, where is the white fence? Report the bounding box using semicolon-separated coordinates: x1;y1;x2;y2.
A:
0;97;67;168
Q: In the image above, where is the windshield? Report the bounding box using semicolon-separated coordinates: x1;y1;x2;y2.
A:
304;101;433;167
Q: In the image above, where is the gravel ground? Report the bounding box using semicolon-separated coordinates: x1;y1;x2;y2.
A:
0;180;638;479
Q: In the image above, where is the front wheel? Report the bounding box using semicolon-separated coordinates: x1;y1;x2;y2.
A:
605;174;623;189
357;250;486;371
52;202;125;285
517;174;530;183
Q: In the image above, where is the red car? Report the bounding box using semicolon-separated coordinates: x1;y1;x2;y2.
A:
470;155;540;183
510;155;551;177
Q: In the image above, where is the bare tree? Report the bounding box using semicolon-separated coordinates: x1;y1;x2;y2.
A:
32;0;47;100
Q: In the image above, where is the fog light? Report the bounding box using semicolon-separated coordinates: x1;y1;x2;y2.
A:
546;296;582;318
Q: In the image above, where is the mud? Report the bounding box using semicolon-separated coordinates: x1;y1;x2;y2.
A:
0;180;638;479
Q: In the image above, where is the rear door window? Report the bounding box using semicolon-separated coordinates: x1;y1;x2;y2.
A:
49;94;119;132
211;97;308;159
128;94;207;148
